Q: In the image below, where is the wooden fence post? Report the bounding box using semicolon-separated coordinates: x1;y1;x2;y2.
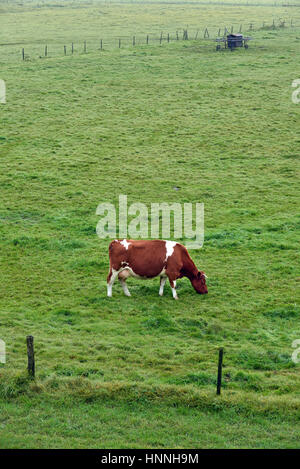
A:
72;42;74;54
100;39;103;50
64;45;66;55
26;336;35;378
146;35;149;44
133;36;135;46
22;48;25;60
45;45;47;57
216;347;223;395
84;41;86;52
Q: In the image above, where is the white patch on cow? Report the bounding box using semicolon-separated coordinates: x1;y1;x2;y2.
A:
165;240;177;262
120;239;131;250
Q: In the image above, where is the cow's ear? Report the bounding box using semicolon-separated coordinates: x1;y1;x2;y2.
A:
197;271;201;278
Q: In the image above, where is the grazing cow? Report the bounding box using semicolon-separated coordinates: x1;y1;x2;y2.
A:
107;239;208;299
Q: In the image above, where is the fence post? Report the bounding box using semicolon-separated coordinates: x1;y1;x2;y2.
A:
133;36;135;46
64;45;66;55
72;42;74;54
216;347;224;395
160;32;163;44
84;41;86;52
100;39;103;50
146;34;149;44
45;45;47;57
26;336;35;378
119;39;121;48
22;48;25;60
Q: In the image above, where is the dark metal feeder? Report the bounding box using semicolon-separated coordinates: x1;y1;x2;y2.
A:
216;34;252;51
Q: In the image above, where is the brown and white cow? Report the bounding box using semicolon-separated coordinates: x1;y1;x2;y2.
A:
107;239;208;299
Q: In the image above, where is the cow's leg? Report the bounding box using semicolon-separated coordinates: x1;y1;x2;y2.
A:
165;258;182;300
159;276;167;296
169;279;178;300
119;278;131;297
118;269;131;297
107;268;119;297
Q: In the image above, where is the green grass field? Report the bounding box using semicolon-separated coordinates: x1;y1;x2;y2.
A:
0;0;300;448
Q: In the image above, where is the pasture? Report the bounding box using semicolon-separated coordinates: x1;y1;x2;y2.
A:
0;0;300;448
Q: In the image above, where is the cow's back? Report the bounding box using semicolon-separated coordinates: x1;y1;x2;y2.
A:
109;239;168;278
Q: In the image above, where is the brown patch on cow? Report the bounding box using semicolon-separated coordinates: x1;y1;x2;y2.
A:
109;239;167;278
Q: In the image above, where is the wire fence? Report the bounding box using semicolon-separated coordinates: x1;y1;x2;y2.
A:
19;18;296;60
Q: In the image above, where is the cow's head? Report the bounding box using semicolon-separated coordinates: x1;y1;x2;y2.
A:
191;271;208;294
